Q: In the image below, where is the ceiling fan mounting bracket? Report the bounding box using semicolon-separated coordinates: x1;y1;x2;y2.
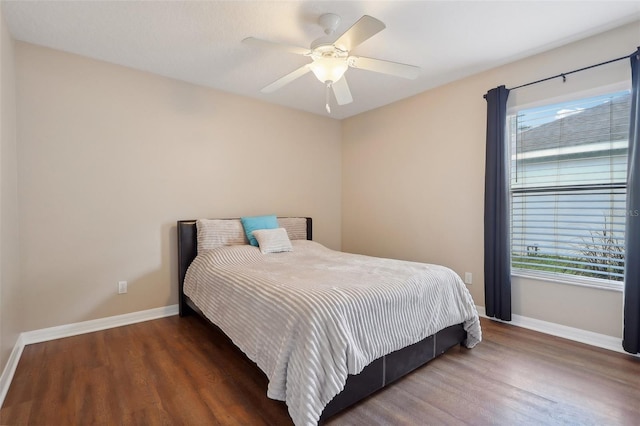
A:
318;13;341;35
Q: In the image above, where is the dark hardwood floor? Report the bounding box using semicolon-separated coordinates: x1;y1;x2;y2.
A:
1;315;639;425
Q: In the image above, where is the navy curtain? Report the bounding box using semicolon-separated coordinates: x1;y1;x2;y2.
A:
623;48;640;354
484;85;512;321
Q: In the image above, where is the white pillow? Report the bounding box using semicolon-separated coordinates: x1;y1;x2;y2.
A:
252;228;293;254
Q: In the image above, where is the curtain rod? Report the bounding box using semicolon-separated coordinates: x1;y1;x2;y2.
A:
508;52;633;91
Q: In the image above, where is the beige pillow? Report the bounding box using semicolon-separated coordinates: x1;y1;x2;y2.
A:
252;228;293;254
196;219;248;253
277;217;307;240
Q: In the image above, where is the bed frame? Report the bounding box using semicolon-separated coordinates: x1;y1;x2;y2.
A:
177;218;467;422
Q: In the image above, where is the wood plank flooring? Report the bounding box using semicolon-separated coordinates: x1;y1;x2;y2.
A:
1;315;639;425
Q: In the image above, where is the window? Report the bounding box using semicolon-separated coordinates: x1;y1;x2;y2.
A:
509;90;630;285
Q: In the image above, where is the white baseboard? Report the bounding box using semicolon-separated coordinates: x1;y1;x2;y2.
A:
476;305;638;357
0;304;178;408
0;334;25;410
21;304;179;345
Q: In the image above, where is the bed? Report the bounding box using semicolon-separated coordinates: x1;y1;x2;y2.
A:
177;217;481;425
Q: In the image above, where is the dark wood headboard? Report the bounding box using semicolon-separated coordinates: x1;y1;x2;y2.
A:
177;217;312;316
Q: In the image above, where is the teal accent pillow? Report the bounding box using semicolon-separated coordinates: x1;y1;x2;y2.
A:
241;215;279;247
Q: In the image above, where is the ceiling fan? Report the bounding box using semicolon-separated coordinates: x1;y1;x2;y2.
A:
243;13;420;113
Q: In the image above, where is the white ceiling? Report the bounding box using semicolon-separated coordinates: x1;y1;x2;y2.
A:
2;1;639;119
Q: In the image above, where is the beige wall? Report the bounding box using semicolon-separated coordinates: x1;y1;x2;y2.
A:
342;21;639;338
0;7;21;368
16;43;342;332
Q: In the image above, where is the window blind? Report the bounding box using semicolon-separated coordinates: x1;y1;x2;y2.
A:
509;91;630;282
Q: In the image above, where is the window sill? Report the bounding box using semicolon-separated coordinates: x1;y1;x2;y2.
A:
511;269;623;292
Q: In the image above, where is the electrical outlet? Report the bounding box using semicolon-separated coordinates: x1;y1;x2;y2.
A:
464;272;473;285
118;281;128;294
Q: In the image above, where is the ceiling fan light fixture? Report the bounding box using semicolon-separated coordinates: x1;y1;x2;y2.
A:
245;13;420;112
309;57;348;83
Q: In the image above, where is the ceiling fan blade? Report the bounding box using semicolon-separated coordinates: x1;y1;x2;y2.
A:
261;65;311;93
333;15;385;51
349;56;420;80
332;76;353;105
242;37;310;56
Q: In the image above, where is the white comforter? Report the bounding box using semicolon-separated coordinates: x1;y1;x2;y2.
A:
184;240;481;425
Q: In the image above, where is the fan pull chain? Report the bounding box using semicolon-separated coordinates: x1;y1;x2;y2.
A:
325;82;332;114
